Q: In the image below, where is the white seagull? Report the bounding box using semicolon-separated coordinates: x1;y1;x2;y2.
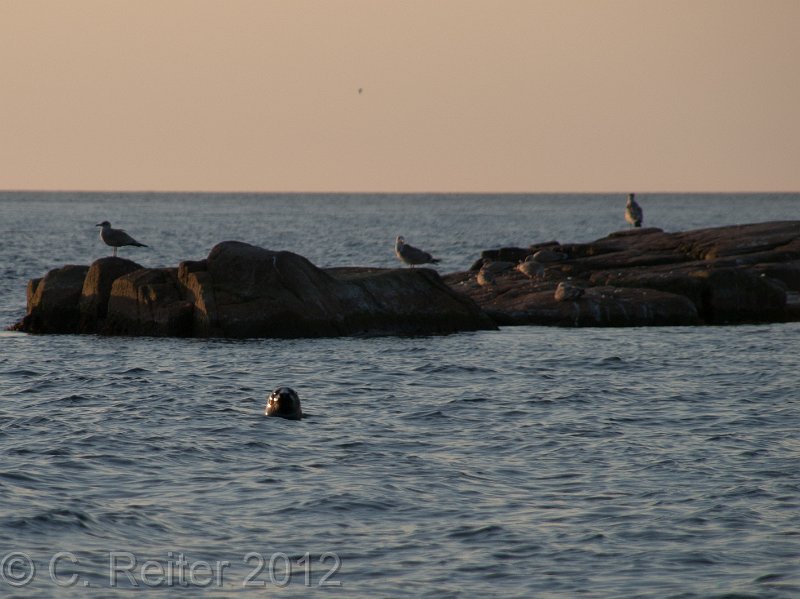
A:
96;221;148;257
394;236;440;268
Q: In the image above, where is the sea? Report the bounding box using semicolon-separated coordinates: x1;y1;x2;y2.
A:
0;192;798;598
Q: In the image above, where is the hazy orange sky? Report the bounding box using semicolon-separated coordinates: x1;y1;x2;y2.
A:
1;0;798;192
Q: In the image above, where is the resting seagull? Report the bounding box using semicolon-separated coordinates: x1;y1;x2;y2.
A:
516;260;545;280
395;236;440;268
554;279;584;302
96;221;148;257
625;193;643;228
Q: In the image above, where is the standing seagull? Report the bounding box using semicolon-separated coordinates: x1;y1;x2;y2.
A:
625;193;643;228
394;236;440;268
96;221;148;257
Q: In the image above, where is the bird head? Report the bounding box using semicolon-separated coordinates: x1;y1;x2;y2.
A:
96;221;111;228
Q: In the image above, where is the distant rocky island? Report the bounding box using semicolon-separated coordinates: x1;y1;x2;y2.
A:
11;221;800;337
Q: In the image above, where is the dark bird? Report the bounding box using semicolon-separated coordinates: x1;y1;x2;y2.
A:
395;236;440;267
265;387;303;420
96;221;148;257
625;193;643;228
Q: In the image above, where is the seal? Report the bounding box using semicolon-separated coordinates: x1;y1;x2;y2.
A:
265;387;303;420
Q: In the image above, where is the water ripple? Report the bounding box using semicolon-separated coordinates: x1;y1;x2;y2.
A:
1;194;799;597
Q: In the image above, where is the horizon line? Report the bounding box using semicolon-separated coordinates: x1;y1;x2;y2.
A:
1;188;798;196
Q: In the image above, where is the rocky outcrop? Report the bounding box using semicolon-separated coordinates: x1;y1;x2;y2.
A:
105;268;194;337
17;265;89;333
449;221;800;326
79;257;142;331
12;241;494;338
185;241;494;337
10;222;800;335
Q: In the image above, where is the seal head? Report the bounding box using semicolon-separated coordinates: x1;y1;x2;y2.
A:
265;387;303;420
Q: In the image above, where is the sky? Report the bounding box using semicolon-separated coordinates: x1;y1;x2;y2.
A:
1;0;799;193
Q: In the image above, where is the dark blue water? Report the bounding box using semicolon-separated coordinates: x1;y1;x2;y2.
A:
1;193;799;597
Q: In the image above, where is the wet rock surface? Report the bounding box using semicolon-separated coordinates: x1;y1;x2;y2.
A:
446;221;800;326
13;241;494;337
11;222;800;334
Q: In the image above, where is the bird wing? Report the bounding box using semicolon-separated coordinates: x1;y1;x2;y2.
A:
107;228;141;246
117;229;138;244
400;243;433;263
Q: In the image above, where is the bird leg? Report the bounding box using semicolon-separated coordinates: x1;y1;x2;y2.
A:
113;247;118;257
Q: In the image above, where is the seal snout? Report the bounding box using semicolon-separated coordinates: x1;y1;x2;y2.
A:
265;387;303;420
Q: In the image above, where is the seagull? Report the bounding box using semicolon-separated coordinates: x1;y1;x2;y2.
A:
476;260;514;286
529;248;568;263
516;260;545;280
554;280;584;302
395;236;440;268
625;193;643;228
476;266;495;287
96;221;148;257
